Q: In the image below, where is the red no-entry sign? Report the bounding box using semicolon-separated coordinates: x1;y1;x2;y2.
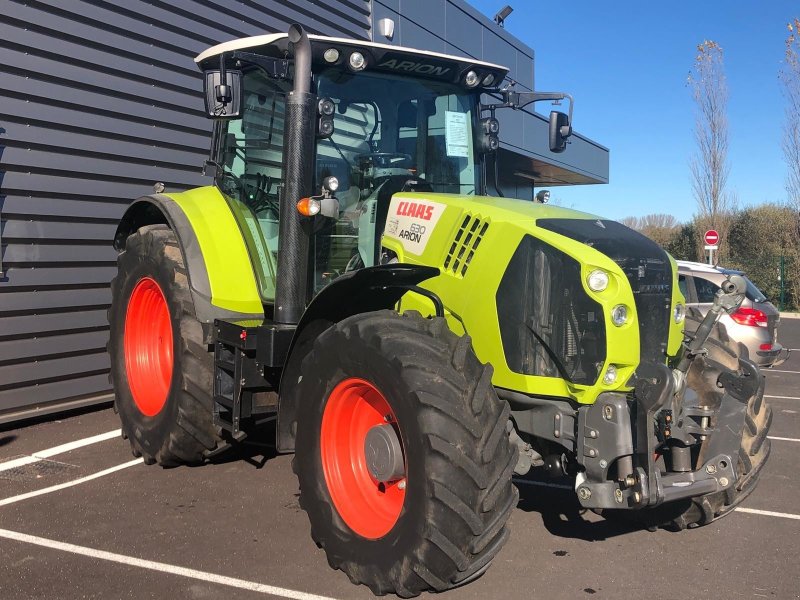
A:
704;230;719;245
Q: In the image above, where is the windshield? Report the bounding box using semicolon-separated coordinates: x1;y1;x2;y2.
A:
310;69;479;292
314;69;479;197
212;66;482;302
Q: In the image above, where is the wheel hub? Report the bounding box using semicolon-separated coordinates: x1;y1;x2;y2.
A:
364;423;405;483
319;378;407;539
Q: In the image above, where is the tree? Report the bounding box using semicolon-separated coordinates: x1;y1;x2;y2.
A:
665;222;698;261
780;19;800;310
726;204;796;306
782;19;800;207
688;41;735;261
620;214;681;248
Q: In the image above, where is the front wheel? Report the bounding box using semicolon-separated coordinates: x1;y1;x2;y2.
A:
293;311;517;597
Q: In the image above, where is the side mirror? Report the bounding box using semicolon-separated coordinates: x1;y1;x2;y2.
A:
203;70;243;118
548;111;572;153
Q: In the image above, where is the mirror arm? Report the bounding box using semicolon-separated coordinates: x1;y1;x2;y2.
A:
216;53;231;105
483;91;574;129
508;91;573;127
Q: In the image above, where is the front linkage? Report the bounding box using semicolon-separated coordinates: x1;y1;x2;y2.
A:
511;274;762;511
577;274;758;510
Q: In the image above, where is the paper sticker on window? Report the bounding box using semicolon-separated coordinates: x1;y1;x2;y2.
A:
445;111;469;158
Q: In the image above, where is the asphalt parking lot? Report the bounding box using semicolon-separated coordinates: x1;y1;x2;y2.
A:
2;320;800;600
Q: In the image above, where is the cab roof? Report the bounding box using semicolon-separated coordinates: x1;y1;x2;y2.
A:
195;33;509;88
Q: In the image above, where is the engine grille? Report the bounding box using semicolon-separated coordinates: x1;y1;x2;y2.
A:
443;214;489;277
496;235;606;385
537;218;673;363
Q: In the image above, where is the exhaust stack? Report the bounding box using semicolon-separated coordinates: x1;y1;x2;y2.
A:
274;24;316;324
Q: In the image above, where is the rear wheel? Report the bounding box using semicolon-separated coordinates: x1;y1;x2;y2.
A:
602;311;771;530
293;310;518;597
108;225;221;466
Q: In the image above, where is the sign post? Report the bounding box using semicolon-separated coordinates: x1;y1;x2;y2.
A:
704;230;719;265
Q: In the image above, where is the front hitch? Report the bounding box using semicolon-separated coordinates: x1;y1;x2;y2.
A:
573;273;756;510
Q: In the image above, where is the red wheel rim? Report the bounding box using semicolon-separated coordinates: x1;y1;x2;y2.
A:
124;277;173;417
320;378;406;539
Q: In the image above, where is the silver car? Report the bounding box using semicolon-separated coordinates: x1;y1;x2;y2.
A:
677;261;787;367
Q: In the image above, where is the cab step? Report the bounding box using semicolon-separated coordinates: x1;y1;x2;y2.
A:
212;318;295;434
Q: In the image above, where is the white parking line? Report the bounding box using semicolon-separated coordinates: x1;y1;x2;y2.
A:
765;369;800;374
0;458;143;507
0;528;338;600
765;395;800;401
736;508;800;521
0;429;121;472
769;436;800;443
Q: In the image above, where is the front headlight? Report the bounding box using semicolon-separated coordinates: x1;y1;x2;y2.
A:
611;304;628;326
674;302;685;324
586;269;609;292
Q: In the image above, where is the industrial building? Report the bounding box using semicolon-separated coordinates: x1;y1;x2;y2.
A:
0;0;608;421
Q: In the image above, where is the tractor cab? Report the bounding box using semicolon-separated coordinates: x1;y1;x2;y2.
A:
197;32;510;300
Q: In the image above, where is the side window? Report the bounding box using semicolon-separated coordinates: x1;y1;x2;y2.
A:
678;274;688;298
694;277;720;303
215;69;291;302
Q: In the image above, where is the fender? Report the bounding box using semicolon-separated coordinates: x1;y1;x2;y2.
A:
114;186;264;326
276;264;440;452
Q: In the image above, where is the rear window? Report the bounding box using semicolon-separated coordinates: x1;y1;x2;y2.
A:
745;278;767;303
719;268;768;302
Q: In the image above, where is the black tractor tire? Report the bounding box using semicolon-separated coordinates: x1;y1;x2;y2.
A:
108;224;222;466
292;310;518;597
602;310;772;530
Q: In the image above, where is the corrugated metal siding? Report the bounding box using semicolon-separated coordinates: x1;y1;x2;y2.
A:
0;0;370;418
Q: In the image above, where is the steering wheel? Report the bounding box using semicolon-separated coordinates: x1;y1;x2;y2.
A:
220;171;279;217
355;152;413;167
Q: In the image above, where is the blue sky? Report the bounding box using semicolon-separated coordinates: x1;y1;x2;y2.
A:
470;0;798;221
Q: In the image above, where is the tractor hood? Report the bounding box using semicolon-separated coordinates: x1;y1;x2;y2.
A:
380;193;685;404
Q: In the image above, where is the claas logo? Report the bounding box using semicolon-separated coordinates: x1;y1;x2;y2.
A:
396;201;434;220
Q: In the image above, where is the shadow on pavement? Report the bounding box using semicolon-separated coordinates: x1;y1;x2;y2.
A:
206;420;279;469
515;478;645;541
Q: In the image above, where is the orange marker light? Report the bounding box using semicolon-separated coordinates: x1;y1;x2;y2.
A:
296;197;321;216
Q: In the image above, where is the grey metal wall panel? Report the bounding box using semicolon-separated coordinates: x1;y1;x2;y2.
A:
0;0;371;418
444;8;483;59
2;310;110;338
0;375;112;415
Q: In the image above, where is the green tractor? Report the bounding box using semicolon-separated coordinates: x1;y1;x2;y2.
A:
108;25;771;596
